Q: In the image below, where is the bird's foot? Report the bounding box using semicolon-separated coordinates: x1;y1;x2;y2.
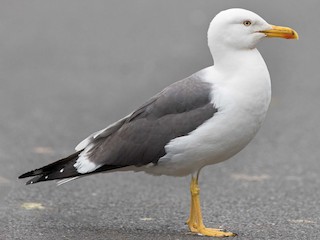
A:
188;222;236;237
196;227;236;237
186;176;237;237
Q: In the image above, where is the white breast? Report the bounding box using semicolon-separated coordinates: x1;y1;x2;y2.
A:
146;49;271;176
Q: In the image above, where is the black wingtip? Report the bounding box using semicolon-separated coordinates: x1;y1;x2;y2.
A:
19;171;33;179
18;169;43;179
19;151;82;181
25;175;42;185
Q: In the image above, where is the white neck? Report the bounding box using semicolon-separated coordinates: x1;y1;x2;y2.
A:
202;45;271;123
210;46;262;73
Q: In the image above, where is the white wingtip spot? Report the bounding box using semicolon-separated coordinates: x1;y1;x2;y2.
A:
45;176;48;179
60;168;64;173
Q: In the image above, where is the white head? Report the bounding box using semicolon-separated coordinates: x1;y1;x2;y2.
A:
208;8;298;57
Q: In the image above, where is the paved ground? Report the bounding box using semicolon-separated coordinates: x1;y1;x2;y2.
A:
1;1;320;239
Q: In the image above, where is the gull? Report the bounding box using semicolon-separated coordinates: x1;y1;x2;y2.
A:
19;8;298;237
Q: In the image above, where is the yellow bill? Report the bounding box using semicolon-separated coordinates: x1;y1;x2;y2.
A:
260;25;299;39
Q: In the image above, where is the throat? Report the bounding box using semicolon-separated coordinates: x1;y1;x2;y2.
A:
205;47;271;122
212;48;262;73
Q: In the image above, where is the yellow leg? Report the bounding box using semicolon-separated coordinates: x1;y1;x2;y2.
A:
186;175;236;237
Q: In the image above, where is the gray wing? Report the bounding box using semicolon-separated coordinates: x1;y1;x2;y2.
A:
75;115;130;151
83;74;217;168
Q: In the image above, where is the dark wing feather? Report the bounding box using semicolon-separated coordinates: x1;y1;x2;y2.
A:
19;74;217;184
87;75;217;168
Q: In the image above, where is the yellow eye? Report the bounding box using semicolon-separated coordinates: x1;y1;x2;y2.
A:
243;20;252;26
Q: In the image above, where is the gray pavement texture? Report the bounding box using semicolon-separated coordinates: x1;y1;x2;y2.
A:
1;1;320;239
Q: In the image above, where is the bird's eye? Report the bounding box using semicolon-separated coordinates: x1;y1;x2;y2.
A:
243;20;252;26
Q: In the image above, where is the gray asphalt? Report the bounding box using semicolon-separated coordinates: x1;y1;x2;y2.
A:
1;1;320;239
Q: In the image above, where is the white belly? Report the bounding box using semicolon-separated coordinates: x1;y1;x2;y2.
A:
144;62;271;176
145;106;266;176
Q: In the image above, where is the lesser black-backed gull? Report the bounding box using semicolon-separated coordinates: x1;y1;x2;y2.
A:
19;8;298;237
